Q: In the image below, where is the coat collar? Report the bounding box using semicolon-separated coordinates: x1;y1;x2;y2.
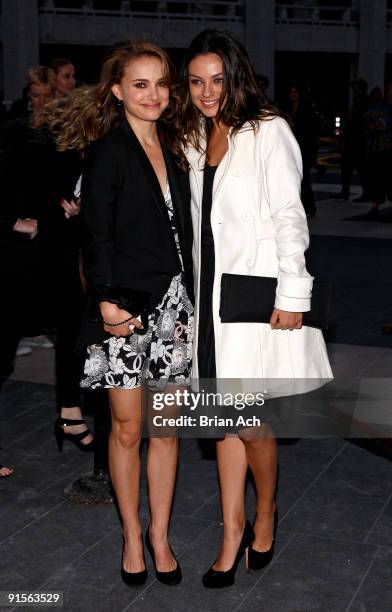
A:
185;120;253;170
185;121;253;203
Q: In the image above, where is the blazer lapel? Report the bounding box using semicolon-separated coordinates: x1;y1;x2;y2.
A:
119;120;168;221
161;144;185;234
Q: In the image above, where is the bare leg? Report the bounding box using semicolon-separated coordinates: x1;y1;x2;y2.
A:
109;387;144;573
147;436;179;571
241;426;277;551
213;436;248;571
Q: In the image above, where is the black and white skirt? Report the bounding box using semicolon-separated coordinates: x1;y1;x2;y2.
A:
80;271;193;390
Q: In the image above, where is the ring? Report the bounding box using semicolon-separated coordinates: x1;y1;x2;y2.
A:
128;324;135;331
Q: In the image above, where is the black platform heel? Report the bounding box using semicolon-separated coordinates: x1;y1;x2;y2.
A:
121;538;148;587
54;416;95;452
145;527;182;585
248;509;277;571
202;520;254;588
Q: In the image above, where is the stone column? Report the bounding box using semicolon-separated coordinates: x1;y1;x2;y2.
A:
2;0;40;104
245;0;275;96
358;0;387;89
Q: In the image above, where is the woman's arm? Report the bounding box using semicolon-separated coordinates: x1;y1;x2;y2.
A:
81;140;142;336
261;116;313;328
81;139;118;291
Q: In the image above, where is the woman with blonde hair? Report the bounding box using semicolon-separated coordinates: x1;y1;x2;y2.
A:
26;66;57;118
8;65;56;121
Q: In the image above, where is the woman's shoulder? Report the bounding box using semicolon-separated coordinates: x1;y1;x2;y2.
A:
85;124;129;164
235;116;292;143
94;123;126;148
256;115;292;136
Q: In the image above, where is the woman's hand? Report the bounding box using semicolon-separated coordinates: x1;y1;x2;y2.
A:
270;309;303;330
60;197;81;219
99;301;144;337
13;218;38;239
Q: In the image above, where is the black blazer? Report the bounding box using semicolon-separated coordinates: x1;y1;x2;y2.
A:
78;119;193;348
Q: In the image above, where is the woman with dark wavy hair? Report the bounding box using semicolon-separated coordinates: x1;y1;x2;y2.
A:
73;40;194;586
181;30;332;588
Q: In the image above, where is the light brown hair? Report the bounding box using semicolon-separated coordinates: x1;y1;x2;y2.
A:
39;40;186;166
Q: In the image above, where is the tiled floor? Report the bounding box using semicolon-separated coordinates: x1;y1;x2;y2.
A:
1;175;391;611
1;387;391;612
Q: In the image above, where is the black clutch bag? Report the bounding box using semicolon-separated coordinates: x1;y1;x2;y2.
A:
219;273;331;330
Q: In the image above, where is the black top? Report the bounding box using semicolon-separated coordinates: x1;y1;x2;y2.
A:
201;165;217;247
78;119;194;348
197;164;218;379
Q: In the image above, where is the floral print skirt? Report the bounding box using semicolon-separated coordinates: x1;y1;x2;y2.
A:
80;272;193;390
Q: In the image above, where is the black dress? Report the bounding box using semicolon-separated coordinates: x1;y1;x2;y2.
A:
197;164;218;379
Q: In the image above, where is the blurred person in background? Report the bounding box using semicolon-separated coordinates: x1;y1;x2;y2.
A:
33;87;96;452
333;77;370;202
363;83;392;218
0;67;94;451
51;58;76;98
286;84;319;217
256;74;272;103
0;66;57;378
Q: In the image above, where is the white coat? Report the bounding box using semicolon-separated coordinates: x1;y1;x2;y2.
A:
186;116;333;394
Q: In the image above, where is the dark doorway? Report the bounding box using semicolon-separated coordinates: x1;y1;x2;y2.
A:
275;51;352;120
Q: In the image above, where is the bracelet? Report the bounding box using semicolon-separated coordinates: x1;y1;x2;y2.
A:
103;316;133;327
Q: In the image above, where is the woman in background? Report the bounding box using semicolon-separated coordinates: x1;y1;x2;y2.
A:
286;84;319;217
51;57;76;98
0;66;57;382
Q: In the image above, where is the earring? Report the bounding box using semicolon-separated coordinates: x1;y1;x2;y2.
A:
116;98;123;108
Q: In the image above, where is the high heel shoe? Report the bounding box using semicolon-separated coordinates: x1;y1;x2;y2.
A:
145;527;182;585
54;416;95;452
121;539;148;587
248;509;277;571
202;520;254;588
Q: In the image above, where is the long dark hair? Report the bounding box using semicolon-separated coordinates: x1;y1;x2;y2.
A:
180;30;286;151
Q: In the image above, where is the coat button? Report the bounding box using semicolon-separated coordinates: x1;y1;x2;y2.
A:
241;211;250;222
233;168;241;177
246;259;254;268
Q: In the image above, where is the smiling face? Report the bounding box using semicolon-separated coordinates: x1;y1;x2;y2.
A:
188;52;225;119
111;55;170;125
56;63;76;97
